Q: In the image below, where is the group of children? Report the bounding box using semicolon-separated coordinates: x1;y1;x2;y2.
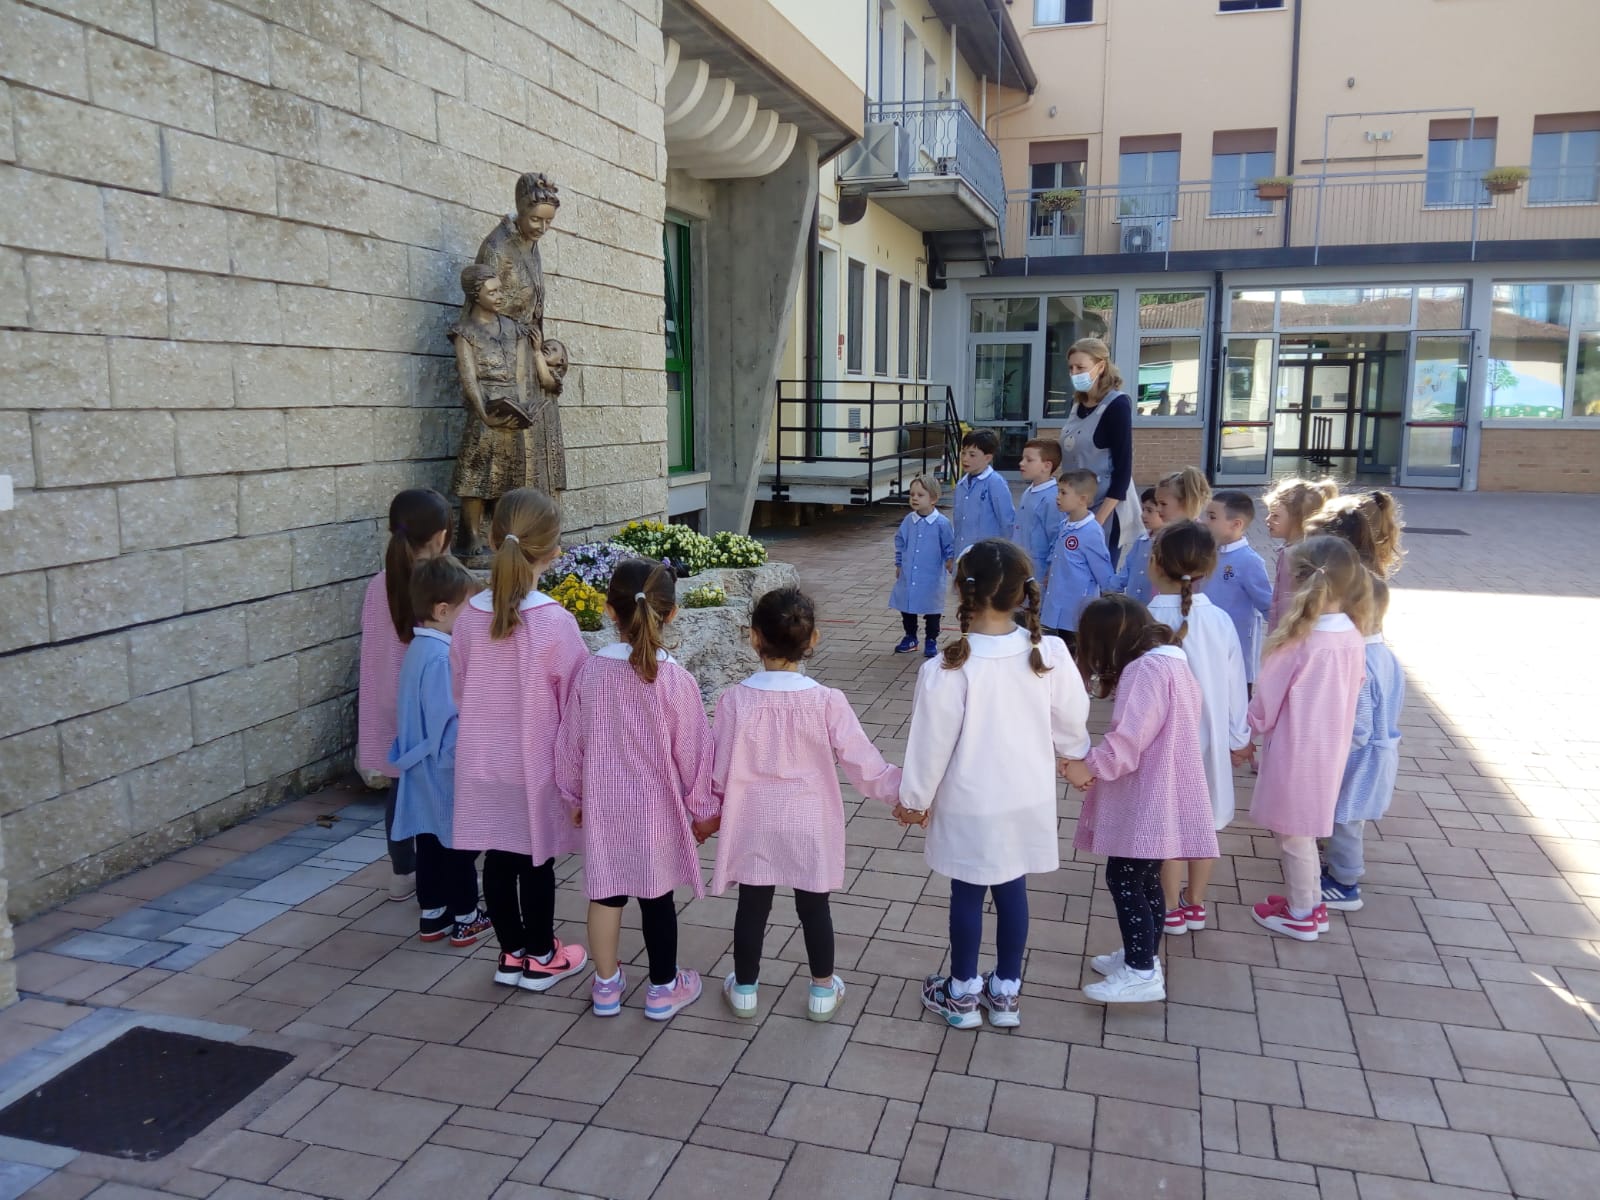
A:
356;447;1405;1033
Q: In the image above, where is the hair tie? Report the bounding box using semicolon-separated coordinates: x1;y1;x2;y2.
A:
502;533;519;545
965;576;976;583
1025;576;1035;584
634;591;647;602
1181;574;1191;582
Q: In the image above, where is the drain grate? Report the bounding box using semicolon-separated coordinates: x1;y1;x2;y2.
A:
1405;527;1469;536
0;1026;292;1161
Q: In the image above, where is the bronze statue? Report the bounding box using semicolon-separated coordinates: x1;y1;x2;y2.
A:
451;172;569;556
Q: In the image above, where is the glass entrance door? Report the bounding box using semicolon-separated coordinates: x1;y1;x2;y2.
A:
1213;335;1276;484
971;342;1033;468
1400;332;1472;487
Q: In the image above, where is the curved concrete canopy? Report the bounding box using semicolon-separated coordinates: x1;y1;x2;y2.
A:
664;38;797;180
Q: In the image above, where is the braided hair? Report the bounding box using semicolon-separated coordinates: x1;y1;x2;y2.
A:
942;538;1050;677
1149;520;1218;645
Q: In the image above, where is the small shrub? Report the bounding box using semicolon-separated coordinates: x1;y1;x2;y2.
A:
682;584;727;609
709;531;767;568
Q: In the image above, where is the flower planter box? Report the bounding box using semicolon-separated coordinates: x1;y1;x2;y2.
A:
1255;182;1290;201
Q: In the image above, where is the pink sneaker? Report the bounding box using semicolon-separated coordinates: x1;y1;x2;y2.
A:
1163;907;1190;934
1265;895;1331;933
591;968;626;1017
644;969;702;1021
517;939;588;992
1183;900;1207;932
1252;897;1322;941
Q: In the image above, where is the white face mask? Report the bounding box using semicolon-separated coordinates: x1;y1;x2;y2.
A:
1071;370;1095;393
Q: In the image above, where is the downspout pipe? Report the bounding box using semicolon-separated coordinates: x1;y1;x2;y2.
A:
1281;0;1303;248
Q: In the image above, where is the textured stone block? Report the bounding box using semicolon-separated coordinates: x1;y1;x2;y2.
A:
170;274;283;345
183;534;293;610
227;212;331;286
243;697;348;785
292;521;378;589
0;330;111;409
214;73;318;159
270;25;359;109
0;572;48;654
33;411;176;486
109;339;235;409
239;468;338;536
297;635;358;705
286;409;375;467
0;412;31;491
0;4;90;99
165;128;277;214
394;23;464;96
25;257;168;337
277;158;370;237
327;235;410;300
435;96;501;163
278;285;371;350
128;609;250;695
0;487;120;575
0;165;109;255
47;549;186;640
329;349;413;406
59;686;194;789
155;0;271;83
0;248;23;325
175;410;287;475
86;31;215;135
234;346;334;408
4;778;131;879
307;0;398;64
359;60;436;140
0;727;62;815
191;656;300;741
105;191;232;273
315;108;404;189
244;578;364;661
125;733;245;830
118;476;240;552
0;634;129;740
335;462;416;521
27;0;154;43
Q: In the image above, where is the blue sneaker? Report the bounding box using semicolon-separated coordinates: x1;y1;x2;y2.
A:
923;636;938;658
1320;873;1363;911
894;635;919;654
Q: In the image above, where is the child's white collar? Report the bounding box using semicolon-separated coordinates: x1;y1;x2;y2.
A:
412;627;452;645
1363;632;1386;645
1314;612;1356;632
910;510;941;523
468;590;556;613
964;465;995;482
1218;538;1251;554
742;670;819;691
596;642;676;663
1025;478;1057;495
1061;513;1096;529
964;628;1031;657
1146;644;1187;661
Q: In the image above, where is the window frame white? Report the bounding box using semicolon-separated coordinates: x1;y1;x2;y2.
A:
1529;128;1600;206
1034;0;1093;28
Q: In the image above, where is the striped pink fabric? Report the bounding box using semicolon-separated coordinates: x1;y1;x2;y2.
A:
449;600;587;860
1076;649;1218;861
1267;545;1295;634
708;680;902;895
1249;621;1365;837
555;655;716;900
356;572;405;778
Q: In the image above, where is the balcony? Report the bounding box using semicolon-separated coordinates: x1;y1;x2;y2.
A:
837;99;1007;261
1002;168;1600;273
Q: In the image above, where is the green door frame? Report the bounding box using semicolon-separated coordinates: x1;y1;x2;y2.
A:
664;217;694;474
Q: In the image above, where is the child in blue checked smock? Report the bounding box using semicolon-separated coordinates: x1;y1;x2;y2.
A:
890;475;955;658
1321;577;1404;912
1202;489;1273;684
953;428;1015;559
1040;469;1113;651
1012;439;1061;578
1109;487;1160;606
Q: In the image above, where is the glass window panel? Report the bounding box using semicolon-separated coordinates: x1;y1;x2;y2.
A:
1229;289;1275;332
897;281;912;377
973;344;1032;422
1426;137;1494;207
874;271;890;375
1222;337;1273;422
1210;151;1274;214
1221;0;1284;10
846;262;865;374
1575;330;1600;417
1278;287;1414;327
1137;335;1202;417
1487;283;1571;419
1119;150;1179;217
1416;285;1467;330
970;296;1040;332
1035;0;1091;24
917;288;932;379
1043;293;1115;417
1577;282;1600;326
1140;290;1207;332
1531;130;1600;205
1408;336;1471;423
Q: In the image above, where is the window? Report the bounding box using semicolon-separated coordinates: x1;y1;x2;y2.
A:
917;287;931;379
1137;292;1207;420
1531;114;1600;205
897;281;912;377
1425;118;1495;207
1043;294;1115;416
1035;0;1092;25
970;297;1039;333
874;270;891;375
1210;130;1277;215
846;260;865;373
1219;0;1283;10
663;218;695;473
1028;141;1088;240
1119;137;1180;217
1488;282;1600;420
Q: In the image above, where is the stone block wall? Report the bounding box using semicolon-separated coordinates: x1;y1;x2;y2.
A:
0;0;670;919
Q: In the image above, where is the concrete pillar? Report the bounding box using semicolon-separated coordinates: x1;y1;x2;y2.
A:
702;137;821;533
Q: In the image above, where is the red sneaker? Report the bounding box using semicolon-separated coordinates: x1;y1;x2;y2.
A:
1252;897;1320;941
1264;895;1330;933
1163;907;1190;934
1183;901;1208;931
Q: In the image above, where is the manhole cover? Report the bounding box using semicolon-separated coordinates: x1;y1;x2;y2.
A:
0;1026;292;1160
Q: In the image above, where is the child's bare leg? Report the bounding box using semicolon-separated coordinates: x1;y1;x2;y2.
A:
1160;859;1186;912
588;901;624;978
1185;858;1215;909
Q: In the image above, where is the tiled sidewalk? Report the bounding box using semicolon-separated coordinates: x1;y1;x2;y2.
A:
1;491;1597;1200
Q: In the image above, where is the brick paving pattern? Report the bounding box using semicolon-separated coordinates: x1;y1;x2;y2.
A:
0;491;1597;1199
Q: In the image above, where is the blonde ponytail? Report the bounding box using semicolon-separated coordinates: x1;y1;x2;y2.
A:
487;488;562;640
1263;535;1370;656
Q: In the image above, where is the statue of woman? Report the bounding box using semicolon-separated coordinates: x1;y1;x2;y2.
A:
448;265;557;556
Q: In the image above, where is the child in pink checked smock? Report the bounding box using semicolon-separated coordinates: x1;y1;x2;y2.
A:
357;488;452;902
450;488;589;994
1063;595;1216;1006
1263;478;1337;632
705;587;902;1024
555;559;715;1023
1247;536;1370;943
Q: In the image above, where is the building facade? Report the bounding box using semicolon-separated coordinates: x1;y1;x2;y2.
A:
918;0;1600;493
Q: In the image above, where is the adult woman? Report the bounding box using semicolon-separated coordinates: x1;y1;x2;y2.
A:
1058;337;1138;569
449;265;562;556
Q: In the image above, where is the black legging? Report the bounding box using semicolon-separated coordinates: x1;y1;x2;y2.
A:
414;834;478;917
595;892;678;986
733;885;833;985
1105;856;1165;972
900;613;942;639
483;852;555;958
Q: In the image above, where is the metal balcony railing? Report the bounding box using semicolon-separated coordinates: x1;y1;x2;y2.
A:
867;99;1007;222
1006;167;1600;264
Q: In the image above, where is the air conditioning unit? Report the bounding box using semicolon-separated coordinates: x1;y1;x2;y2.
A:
836;122;912;186
1121;215;1171;254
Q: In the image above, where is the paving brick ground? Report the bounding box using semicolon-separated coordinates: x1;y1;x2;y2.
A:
1;490;1597;1199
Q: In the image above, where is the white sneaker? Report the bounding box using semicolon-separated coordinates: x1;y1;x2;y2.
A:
1089;948;1125;976
1083;964;1166;1004
722;971;758;1019
807;975;845;1022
